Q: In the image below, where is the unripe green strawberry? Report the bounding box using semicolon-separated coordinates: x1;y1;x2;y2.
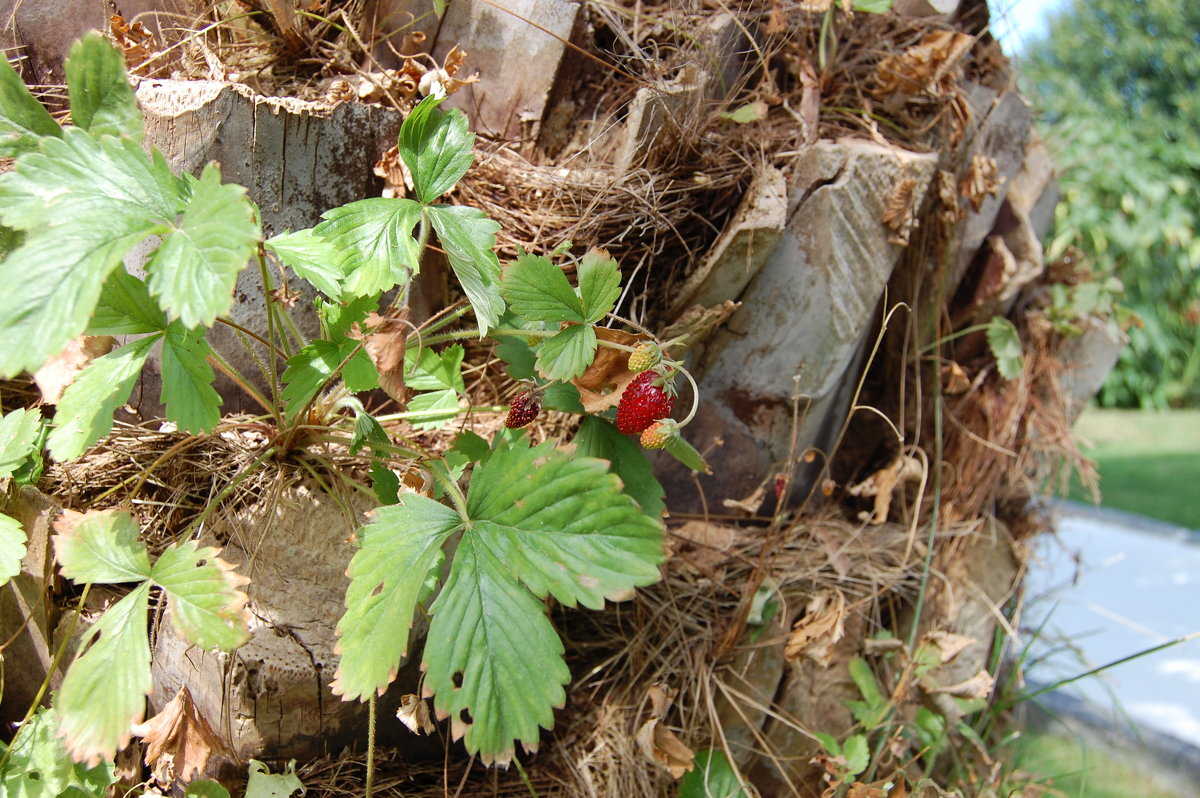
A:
504;390;540;429
627;342;660;374
639;420;675;450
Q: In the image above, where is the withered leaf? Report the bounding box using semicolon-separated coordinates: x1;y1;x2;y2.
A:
396;693;435;735
571;326;651;413
360;310;411;402
873;31;976;99
961;153;1002;212
141;686;233;783
882;178;919;246
636;684;694;779
846;454;924;525
785;589;846;666
941;361;971;395
927;669;994;699
35;335;115;404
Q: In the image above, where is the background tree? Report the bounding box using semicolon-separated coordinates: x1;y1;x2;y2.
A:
1020;0;1200;407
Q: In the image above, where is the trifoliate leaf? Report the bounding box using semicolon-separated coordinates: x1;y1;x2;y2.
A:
160;323;221;433
423;534;569;765
0;46;61;157
0;707;115;798
245;759;306;798
266;228;345;300
57;582;152;766
52;509;151;584
404;344;465;393
500;252;585;323
152;540;250;650
332;496;458;700
314;198;421;298
146;162;259;328
65;32;142;140
398;95;475;204
985;316;1023;381
535;323;597;381
466;439;664;610
576;249;621;324
47;336;157;461
574;416;665;519
678;749;750;798
280;340;344;419
0;407;42;479
427;204;504;335
87;269;168;335
0;129;179;376
0;513;26;587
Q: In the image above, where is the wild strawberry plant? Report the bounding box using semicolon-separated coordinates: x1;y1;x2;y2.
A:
0;33;707;774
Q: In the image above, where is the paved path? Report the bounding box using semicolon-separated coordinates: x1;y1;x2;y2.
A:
1024;502;1200;749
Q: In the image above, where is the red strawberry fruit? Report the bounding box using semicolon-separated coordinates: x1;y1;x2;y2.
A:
616;371;674;434
505;390;541;429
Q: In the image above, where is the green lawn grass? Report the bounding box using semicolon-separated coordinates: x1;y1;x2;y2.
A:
1068;409;1200;529
1009;729;1191;798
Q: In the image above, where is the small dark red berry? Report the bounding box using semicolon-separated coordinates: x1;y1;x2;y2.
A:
505;390;540;429
616;371;674;435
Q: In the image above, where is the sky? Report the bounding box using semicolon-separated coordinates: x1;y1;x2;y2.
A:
989;0;1069;54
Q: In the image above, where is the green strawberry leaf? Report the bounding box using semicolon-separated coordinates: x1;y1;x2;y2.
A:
0;407;43;479
266;228;346;300
53;509;152;584
65;32;141;140
281;339;358;419
186;780;232;798
576;249;621;324
160;323;221;433
848;0;892;13
985;316;1023;380
47;336;158;462
56;582;152;766
245;759;306;798
0;707;116;798
335;437;663;763
318;293;376;339
342;346;380;392
145;162;259;328
665;435;709;474
426;204;504;335
500;252;585;323
406;390;462;430
423;533;569;765
466;438;664;609
542;381;584;412
349;407;389;456
151;539;250;650
88;269;168;335
678;749;750;798
332;496;458;700
398;95;475;204
450;430;491;464
842;733;870;777
0;129;179;376
0;513;26;587
0;44;62;157
313;198;422;298
574;416;665;519
535;323;596;381
404;344;465;393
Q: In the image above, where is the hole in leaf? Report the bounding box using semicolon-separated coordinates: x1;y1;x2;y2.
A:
370;582;384;598
459;707;473;725
452;670;464;689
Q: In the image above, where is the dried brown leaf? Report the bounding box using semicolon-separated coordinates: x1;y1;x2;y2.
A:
35;336;114;404
785;589;846;666
962;153;1003;212
925;631;975;663
874;31;975;99
847;454;924;525
928;669;994;699
396;694;435;735
722;484;767;515
360;310;411;402
942;361;971;395
141;686;233;782
570;327;650;413
882;178;919;246
636;684;693;779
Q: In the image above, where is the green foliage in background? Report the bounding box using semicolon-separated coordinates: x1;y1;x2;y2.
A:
1021;0;1200;407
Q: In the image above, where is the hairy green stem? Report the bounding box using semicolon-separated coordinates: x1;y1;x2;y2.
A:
427;458;469;521
257;251;285;406
365;693;377;798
